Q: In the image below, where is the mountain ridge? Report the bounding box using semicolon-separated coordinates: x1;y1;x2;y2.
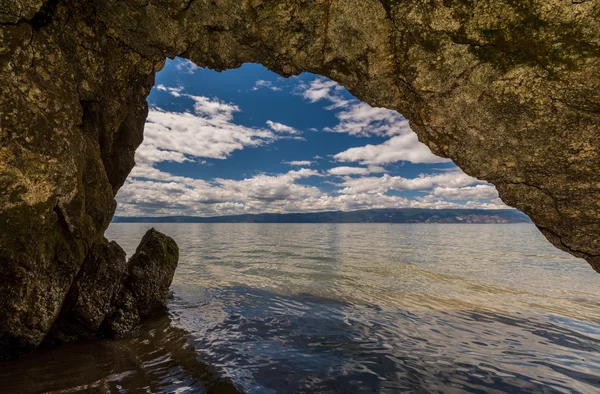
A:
113;208;530;224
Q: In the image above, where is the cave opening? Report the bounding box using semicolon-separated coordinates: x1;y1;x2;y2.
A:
112;58;508;222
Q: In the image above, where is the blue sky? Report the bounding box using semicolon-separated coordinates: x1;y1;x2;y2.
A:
115;58;505;217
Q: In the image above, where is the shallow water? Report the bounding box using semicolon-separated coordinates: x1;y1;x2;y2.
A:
3;223;600;393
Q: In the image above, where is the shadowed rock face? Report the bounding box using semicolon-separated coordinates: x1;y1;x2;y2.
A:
0;0;598;357
104;228;179;338
45;228;178;345
48;239;130;342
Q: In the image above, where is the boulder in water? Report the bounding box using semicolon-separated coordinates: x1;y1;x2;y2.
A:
104;228;179;338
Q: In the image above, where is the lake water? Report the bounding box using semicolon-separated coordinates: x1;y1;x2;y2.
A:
2;223;600;393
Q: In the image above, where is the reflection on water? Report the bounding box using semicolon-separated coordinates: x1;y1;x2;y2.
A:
0;313;239;393
3;223;600;393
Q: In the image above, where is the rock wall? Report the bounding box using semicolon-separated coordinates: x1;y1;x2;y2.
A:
0;0;598;358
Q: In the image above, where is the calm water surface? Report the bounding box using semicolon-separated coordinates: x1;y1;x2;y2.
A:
3;223;600;393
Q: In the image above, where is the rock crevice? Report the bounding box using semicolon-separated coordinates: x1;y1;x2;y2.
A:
47;228;178;345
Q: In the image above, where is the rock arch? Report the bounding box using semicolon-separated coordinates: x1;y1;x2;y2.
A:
1;0;599;357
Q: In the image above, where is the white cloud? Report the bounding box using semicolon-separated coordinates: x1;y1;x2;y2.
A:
137;90;280;166
297;78;351;109
134;145;192;166
186;94;240;119
296;77;447;164
140;107;273;165
215;169;321;202
175;58;200;74
117;163;506;217
116;167;324;216
287;168;322;179
431;184;499;200
299;78;338;102
155;85;184;97
337;170;480;194
252;80;283;91
328;166;370;176
327;166;386;176
367;166;387;173
412;194;507;210
175;59;199;74
324;103;412;137
297;78;409;137
334;133;449;165
283;160;314;167
266;120;300;134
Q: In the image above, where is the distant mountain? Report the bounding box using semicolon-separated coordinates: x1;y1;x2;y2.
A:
113;208;530;224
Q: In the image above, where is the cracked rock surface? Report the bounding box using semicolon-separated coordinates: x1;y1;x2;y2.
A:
44;229;178;347
0;0;599;358
104;228;179;339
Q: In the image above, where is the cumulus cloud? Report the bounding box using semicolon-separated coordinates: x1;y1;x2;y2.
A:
328;166;386;176
117;163;506;217
325;107;447;164
334;133;450;165
324;103;411;137
283;160;314;166
297;78;409;137
134;145;192;166
266;120;300;134
252;80;283;91
215;169;321;202
116;167;324;216
337;170;481;195
299;78;338;102
431;184;499;200
136;89;280;166
297;78;351;109
175;59;199;74
156;84;184;97
139;107;273;165
412;194;507;210
367;166;387;173
296;77;446;164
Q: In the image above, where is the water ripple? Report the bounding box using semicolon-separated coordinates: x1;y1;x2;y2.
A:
2;223;600;393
